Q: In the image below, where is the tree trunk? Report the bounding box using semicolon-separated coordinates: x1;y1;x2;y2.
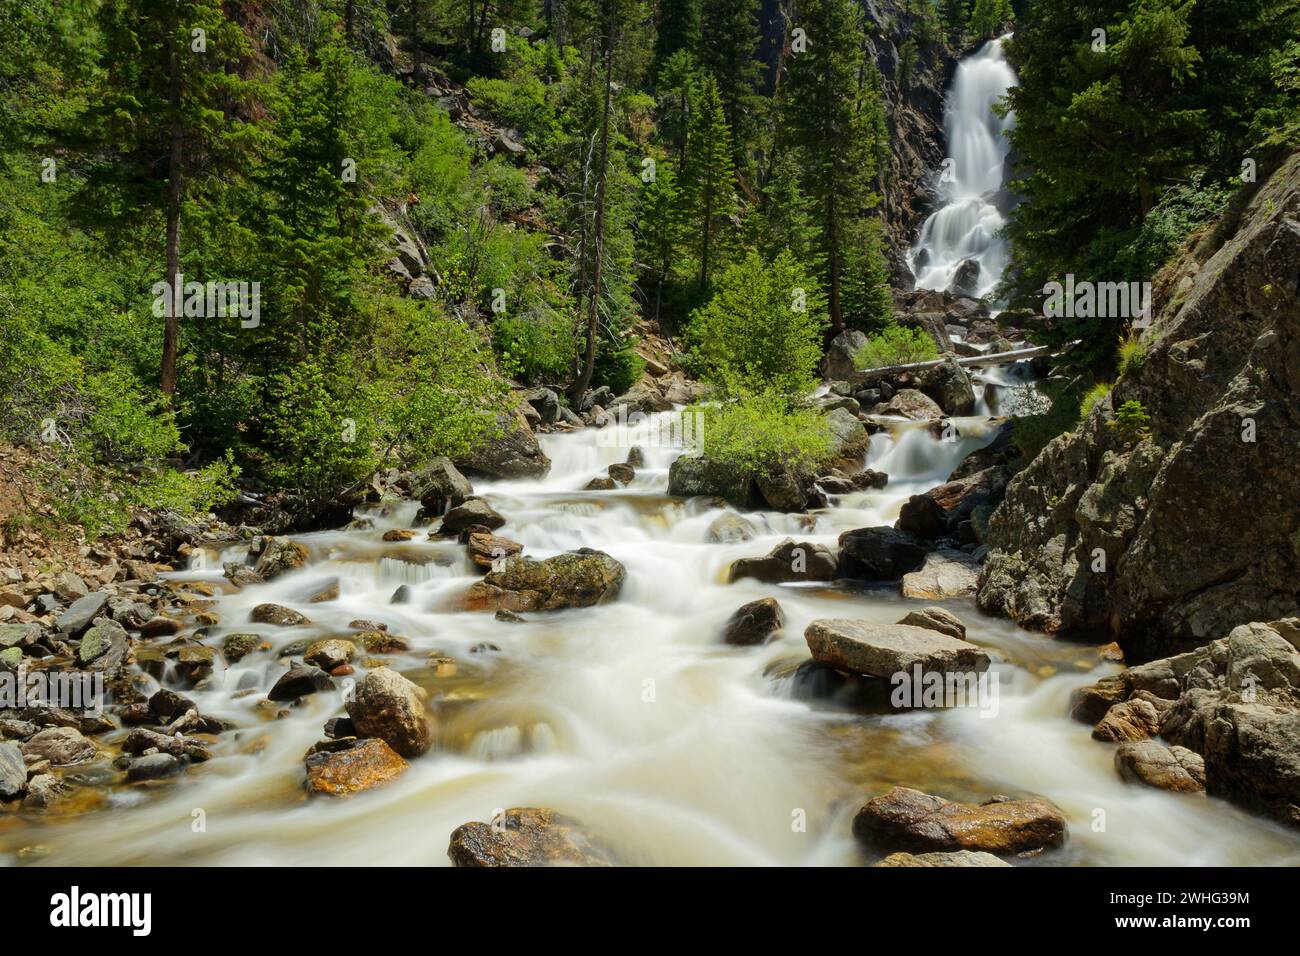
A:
569;28;616;400
827;192;842;334
162;13;184;398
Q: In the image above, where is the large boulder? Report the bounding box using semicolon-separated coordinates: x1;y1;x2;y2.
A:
440;497;505;534
915;358;975;416
667;455;758;508
977;153;1300;661
722;597;784;646
853;787;1067;856
837;527;929;580
897;466;1007;540
448;807;614;867
1115;740;1206;793
882;389;944;420
409;456;473;515
728;539;838;584
824;407;870;463
608;378;673;415
456;410;551;479
305;738;409;796
821;329;868;381
805;619;990;678
899;549;981;599
253;537;310;579
345;666;432;757
455;549;626;612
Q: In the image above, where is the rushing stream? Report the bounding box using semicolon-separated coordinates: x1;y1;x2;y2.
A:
8;407;1300;867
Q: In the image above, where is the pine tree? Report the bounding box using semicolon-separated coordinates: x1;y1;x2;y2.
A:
656;50;701;170
682;75;737;289
653;0;702;78
638;159;688;323
779;0;890;333
77;0;253;398
967;0;1012;39
699;0;762;172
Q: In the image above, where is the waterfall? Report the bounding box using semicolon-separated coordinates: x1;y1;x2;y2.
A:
908;37;1018;300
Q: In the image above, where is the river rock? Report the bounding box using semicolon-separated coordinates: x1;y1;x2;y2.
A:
1091;692;1172;743
305;738;409;796
21;726;96;766
1115;740;1206;793
410;456;474;515
76;620;129;672
253;536;310;579
853;787;1067;855
456;410;552;479
722;598;784;646
947;257;981;297
268;663;335;701
898;607;967;641
916;358;976;416
821;329;868;381
447;807;614;867
837;527;928;580
455;549;626;613
466;531;523;571
728;539;837;584
874;850;1011;867
251;603;310;627
441;497;506;533
883;389;944;420
0;740;25;800
585;476;616;491
898;467;1007;540
607;462;635;485
127;752;183;782
977;154;1300;660
899;549;980;599
223;633;264;662
824;407;870;463
706;513;757;543
608;378;673;415
345;666;432;757
304;639;357;671
667;455;757;508
805;619;990;678
56;591;108;637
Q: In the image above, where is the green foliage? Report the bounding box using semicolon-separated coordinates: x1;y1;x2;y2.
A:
691;392;833;477
1079;382;1112;420
682;75;737;288
494;308;579;384
853;325;939;370
699;0;762;170
967;0;1013;38
1117;332;1147;375
1108;399;1153;443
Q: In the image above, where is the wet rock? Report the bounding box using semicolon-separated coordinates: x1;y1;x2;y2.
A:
410;456;474;515
382;529;417;542
223;633;264;663
357;631;410;654
824;407;870;463
308;579;340;603
304;639;357;672
251;603;310;627
1069;676;1129;724
345;666;431;757
448;807;613;867
874;850;1011;867
122;728;208;761
882;389;944;420
76;620;129;672
898;607;967;641
607;462;635;485
223;562;264;588
728;539;837;584
1115;740;1206;793
456;410;551;479
466;531;523;571
915;358;976;416
55;591;109;637
837;527;928;580
754;469;814;512
442;498;506;533
108;597;154;629
456;549;626;613
268;663;335;701
626;447;646;467
667;455;757;509
805;619;990;679
722;598;784;646
898;467;1007;540
706;513;757;543
253;537;310;579
585;476;616;491
21;773;62;809
140;615;182;637
21;726;96;766
853;787;1067;856
899;549;980;600
0;740;25;800
390;585;411;605
947;257;981;297
305;737;409;796
1091;692;1172;743
821;329;868;381
148;689;198;724
127;752;183;781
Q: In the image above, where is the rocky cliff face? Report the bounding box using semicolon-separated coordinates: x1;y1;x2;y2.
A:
978;153;1300;663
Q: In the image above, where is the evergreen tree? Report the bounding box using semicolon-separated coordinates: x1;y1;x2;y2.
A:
780;0;891;333
653;0;702;78
638;159;688;324
967;0;1012;38
699;0;762;172
682;75;737;289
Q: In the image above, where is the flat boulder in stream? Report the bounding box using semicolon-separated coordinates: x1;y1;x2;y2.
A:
728;539;838;584
804;619;990;679
899;549;981;600
853;787;1067;856
838;527;929;580
440;497;505;534
305;738;409;797
454;549;626;613
447;807;614;867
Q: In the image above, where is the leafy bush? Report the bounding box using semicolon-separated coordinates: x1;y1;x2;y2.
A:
493;306;576;384
691;392;832;477
687;250;826;400
853;324;939;370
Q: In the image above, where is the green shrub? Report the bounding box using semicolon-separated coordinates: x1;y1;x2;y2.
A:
1108;400;1152;443
493;306;576;384
1116;331;1147;375
1079;382;1112;420
690;392;832;477
853;324;939;370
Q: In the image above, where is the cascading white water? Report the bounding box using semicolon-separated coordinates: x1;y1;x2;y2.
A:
909;37;1018;299
10;405;1300;867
